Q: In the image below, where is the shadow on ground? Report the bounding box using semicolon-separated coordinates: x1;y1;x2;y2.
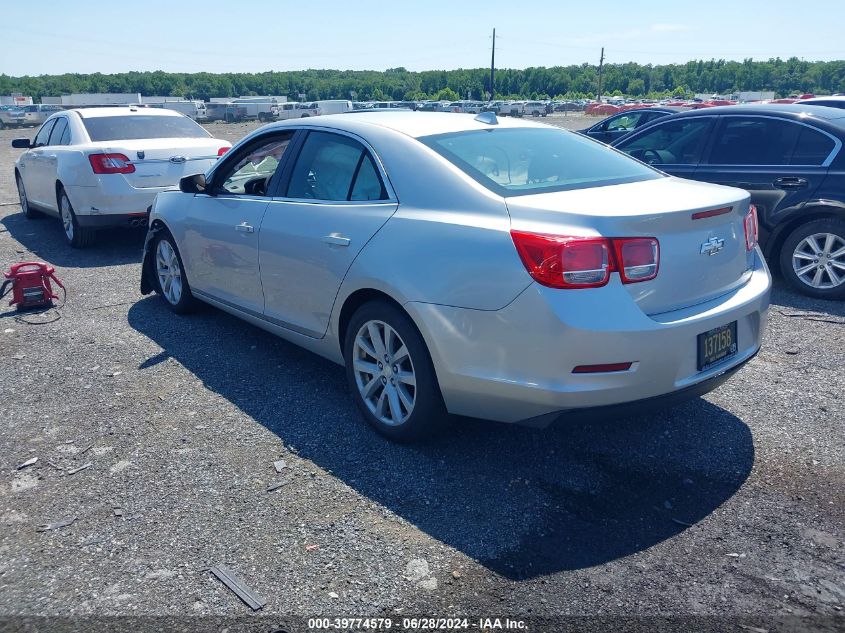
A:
1;209;144;268
128;296;755;580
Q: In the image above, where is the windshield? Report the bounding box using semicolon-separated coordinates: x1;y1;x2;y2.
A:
420;127;661;197
82;115;211;142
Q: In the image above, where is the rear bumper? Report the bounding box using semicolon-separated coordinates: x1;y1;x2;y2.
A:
75;212;150;228
65;183;166;218
407;248;771;424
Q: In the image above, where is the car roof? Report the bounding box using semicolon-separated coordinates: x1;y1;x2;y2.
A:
670;103;845;122
264;111;551;139
70;106;186;118
801;96;845;103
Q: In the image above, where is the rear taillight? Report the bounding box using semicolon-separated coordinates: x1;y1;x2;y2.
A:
217;146;229;157
613;237;660;283
88;153;134;174
510;231;659;289
744;204;758;251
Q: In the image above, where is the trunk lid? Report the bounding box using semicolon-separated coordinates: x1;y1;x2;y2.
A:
506;176;754;315
87;138;226;188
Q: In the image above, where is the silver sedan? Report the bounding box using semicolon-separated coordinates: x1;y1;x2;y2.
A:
140;112;771;441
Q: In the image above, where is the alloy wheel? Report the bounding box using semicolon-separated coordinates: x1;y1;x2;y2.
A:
60;194;74;240
792;232;845;290
156;239;183;305
352;320;417;426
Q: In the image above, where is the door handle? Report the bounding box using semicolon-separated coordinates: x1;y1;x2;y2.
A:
774;177;808;190
322;233;351;247
235;222;254;233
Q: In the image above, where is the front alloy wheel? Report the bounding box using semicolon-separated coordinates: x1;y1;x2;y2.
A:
17;175;36;218
781;218;845;299
153;233;195;314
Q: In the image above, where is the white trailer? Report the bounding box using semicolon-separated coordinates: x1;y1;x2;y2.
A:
314;100;352;115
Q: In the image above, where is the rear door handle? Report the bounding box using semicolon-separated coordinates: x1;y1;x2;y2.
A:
774;177;808;190
235;222;254;233
322;233;351;247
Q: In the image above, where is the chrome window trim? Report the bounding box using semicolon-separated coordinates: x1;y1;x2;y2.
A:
706;114;842;168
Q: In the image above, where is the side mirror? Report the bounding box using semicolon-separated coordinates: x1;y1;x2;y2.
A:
179;173;208;194
11;138;31;149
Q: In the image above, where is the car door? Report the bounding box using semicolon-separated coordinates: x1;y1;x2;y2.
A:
259;130;398;337
613;115;715;180
19;118;57;208
34;116;71;213
692;115;833;233
179;130;297;315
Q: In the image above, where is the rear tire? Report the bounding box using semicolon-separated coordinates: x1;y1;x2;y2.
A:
779;218;845;300
344;301;449;442
153;231;196;314
58;188;96;248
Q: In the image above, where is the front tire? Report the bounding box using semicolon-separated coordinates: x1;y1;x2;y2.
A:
779;218;845;300
344;301;448;442
16;174;38;219
153;232;196;314
59;188;96;248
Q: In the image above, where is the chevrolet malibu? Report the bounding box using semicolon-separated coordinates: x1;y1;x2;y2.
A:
13;107;231;247
140;112;771;441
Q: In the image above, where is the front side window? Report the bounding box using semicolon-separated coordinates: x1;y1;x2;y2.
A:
48;117;68;146
82;115;211;142
32;119;56;147
619;117;712;166
604;111;647;132
218;132;294;195
286;132;387;202
421;127;661;196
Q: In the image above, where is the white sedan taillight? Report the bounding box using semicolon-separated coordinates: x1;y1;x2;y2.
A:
510;231;659;289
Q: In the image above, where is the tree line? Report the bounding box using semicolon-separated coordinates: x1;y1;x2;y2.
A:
2;57;843;102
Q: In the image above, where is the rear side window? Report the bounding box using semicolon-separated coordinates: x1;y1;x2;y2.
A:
619;117;712;166
422;127;661;196
81;115;211;141
790;126;836;165
708;118;800;165
286;132;387;202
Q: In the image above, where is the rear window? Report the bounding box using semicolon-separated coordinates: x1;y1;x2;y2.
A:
420;127;661;196
81;115;211;142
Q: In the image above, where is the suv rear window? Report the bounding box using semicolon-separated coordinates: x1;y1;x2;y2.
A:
420;127;660;196
81;115;211;141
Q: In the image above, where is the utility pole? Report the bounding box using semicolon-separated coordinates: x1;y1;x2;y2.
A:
490;28;496;101
597;47;605;103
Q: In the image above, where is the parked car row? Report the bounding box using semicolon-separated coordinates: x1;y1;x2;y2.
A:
606;103;845;299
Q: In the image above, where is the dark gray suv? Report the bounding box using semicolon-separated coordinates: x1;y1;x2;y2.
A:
614;104;845;299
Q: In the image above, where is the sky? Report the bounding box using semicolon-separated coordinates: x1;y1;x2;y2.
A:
0;0;843;76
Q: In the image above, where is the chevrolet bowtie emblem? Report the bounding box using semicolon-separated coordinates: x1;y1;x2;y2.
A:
700;236;726;256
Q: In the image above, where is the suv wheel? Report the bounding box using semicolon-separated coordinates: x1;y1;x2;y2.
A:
59;188;96;248
780;218;845;299
344;301;448;441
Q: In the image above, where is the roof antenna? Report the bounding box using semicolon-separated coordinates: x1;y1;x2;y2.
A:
474;111;498;125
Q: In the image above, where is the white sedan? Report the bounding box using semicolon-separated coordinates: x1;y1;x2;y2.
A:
12;107;230;247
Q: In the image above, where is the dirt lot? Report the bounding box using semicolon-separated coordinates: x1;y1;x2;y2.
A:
0;116;843;632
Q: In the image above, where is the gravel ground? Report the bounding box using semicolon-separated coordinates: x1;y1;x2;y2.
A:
0;116;843;631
